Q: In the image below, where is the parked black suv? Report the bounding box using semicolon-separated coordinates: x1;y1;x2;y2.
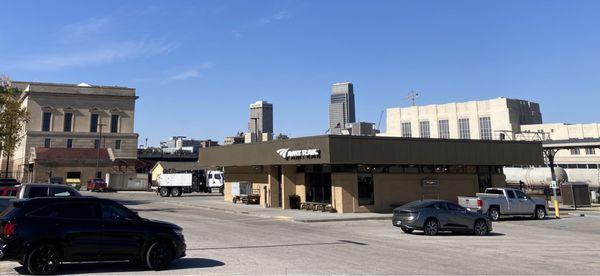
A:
0;197;186;275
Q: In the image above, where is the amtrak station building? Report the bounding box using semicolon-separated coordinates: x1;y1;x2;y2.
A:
198;135;542;213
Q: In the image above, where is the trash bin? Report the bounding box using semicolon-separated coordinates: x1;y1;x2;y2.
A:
289;195;301;209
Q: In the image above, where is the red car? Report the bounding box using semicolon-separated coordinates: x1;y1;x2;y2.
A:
87;178;107;192
0;178;20;196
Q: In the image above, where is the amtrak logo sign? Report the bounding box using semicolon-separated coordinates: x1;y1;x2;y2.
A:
276;148;321;160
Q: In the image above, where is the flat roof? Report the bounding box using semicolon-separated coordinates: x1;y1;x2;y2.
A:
198;135;543;167
542;138;600;149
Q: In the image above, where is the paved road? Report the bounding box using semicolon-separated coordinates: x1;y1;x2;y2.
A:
2;192;600;275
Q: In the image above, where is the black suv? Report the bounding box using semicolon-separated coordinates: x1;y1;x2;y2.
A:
0;197;186;275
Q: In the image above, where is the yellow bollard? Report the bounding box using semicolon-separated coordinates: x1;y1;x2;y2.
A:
553;200;560;218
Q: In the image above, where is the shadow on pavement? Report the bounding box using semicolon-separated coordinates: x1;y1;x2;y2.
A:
14;258;224;275
187;240;367;251
409;231;505;236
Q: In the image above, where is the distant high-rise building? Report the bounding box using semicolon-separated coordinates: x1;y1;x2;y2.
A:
248;100;273;142
329;82;356;134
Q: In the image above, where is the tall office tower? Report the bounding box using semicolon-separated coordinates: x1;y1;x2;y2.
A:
329;82;356;134
248;100;273;142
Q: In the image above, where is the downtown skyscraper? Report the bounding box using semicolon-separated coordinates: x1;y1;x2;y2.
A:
329;82;356;134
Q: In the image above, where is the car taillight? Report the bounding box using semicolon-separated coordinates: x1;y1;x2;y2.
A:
477;199;482;208
2;222;17;236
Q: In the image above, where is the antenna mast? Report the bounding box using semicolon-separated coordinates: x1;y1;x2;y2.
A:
406;91;420;106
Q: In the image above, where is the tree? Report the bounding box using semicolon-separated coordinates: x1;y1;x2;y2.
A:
0;75;30;178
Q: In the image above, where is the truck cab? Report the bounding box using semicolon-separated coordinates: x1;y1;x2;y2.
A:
207;171;224;190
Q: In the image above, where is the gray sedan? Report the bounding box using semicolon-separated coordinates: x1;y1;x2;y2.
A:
392;200;492;236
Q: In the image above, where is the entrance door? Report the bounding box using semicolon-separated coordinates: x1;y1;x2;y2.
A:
305;172;331;203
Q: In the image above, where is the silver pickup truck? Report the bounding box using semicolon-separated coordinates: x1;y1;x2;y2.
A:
458;188;547;221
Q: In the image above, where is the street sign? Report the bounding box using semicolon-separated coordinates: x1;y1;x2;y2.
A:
550;180;557;189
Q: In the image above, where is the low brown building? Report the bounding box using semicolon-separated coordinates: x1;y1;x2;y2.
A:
198;135;543;213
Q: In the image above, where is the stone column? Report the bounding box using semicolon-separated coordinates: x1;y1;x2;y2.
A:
267;165;280;208
280;165;297;209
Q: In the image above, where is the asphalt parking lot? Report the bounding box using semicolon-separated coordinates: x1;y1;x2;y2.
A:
2;191;600;275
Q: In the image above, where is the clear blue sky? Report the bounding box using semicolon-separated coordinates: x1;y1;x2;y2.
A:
2;0;599;146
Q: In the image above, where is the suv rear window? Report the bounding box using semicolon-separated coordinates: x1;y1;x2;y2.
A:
28;187;49;198
29;202;100;220
51;187;77;197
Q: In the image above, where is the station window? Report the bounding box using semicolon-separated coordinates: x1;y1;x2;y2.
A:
94;139;100;149
402;165;420;173
90;114;99;133
570;148;580;155
588;164;598;169
115;140;121;150
585;148;596;155
458;118;470;139
357;173;374;206
63;112;73;132
42;112;52;131
110;114;119;133
44;138;51;148
438;120;450;139
66;139;73;148
479;117;492;140
401;122;412;138
421;165;434;173
419;121;430;138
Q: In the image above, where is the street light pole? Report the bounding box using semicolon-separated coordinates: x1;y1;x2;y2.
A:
95;123;106;179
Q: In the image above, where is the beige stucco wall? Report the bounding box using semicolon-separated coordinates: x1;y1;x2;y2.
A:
333;173;486;213
222;166;501;214
331;173;359;213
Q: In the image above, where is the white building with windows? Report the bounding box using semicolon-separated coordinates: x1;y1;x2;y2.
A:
384;97;542;140
520;123;600;166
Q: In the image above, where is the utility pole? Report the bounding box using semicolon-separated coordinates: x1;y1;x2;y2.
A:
95;123;106;179
544;149;560;218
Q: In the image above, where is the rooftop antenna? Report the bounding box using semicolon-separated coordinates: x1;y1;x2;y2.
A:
406;90;419;106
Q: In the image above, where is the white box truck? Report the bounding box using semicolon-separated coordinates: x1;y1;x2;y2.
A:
156;170;224;197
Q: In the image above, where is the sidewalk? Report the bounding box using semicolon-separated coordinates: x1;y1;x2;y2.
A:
549;203;600;217
160;198;392;223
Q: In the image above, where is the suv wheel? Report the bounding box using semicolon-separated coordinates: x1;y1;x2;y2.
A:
26;243;60;275
488;207;500;221
171;187;182;197
424;219;439;236
473;220;489;236
535;207;546;220
146;240;173;270
159;187;171;197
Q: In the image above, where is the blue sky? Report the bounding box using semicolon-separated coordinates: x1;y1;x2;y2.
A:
2;0;599;146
